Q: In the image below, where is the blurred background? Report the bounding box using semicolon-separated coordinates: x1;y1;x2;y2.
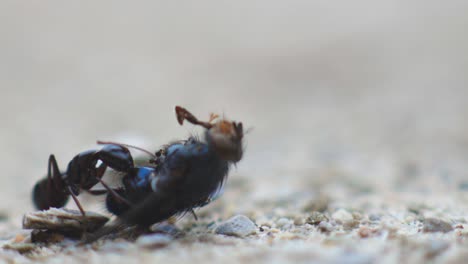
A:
1;1;468;223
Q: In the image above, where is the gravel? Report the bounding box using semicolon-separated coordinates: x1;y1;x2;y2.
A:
423;218;454;233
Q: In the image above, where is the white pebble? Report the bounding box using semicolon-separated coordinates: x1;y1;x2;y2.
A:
215;215;257;237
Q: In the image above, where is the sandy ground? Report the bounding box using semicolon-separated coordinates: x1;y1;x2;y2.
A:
1;1;468;263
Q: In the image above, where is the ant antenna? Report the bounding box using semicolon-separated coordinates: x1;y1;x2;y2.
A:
97;140;157;159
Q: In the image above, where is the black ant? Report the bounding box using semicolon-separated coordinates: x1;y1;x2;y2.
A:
32;144;136;217
32;106;245;236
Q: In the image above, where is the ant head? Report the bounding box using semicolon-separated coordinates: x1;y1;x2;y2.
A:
175;106;244;162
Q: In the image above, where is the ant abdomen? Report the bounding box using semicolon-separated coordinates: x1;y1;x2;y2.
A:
32;177;69;210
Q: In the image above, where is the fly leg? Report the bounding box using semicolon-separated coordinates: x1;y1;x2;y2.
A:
175;106;214;129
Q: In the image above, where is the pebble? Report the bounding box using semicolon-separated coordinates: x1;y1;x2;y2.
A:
318;221;335;232
369;214;381;221
423;218;453;233
23;208;109;233
13;234;26;243
293;216;305;225
343;220;360;230
269;228;280;233
3;243;36;254
276;218;293;229
214;215;257;237
306;212;328;225
358;226;378;238
352;212;362;220
332;209;353;224
136;233;173;249
256;218;274;228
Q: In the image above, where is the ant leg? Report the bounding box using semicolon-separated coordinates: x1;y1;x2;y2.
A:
67;186;89;236
175;106;213;129
87;163;122;196
67;186;86;217
94;162;132;206
98;179;132;206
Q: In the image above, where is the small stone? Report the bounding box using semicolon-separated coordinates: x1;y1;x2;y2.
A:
332;209;353;224
13;234;26;243
269;228;280;233
306;212;328;225
276;218;293;229
293;216;305;225
318;221;335;232
369;214;381;221
215;215;257;237
23;208;109;233
257;219;274;228
358;226;378;238
352;212;362;221
423;218;453;233
343;220;360;230
3;243;36;254
136;233;173;249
